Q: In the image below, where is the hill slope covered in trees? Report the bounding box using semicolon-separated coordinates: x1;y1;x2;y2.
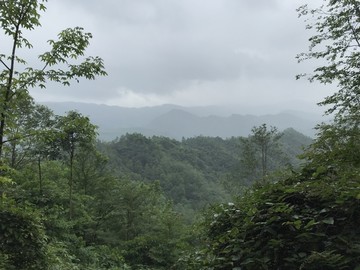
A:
98;129;312;220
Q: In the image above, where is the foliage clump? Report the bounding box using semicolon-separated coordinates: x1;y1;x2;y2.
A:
198;167;360;269
0;202;49;270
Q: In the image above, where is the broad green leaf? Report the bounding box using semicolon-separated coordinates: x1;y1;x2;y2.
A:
322;217;334;225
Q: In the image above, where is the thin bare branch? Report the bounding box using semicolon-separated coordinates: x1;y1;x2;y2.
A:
0;59;10;70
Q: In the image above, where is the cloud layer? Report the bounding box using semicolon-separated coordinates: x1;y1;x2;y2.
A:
20;0;330;111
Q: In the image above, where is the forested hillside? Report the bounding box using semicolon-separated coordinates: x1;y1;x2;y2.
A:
98;129;312;219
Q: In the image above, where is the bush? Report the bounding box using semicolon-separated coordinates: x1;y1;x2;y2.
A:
199;167;360;269
0;202;50;270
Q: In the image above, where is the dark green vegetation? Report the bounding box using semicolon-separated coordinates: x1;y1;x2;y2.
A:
194;168;360;269
1;0;359;269
99;128;310;220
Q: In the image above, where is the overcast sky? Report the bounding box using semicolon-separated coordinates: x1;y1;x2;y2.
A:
19;0;331;112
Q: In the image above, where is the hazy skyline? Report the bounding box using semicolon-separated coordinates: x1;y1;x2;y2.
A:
17;0;331;112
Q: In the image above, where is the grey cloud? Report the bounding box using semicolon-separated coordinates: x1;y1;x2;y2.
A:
85;0;283;92
28;0;323;107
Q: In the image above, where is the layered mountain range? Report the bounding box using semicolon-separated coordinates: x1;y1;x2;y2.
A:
42;102;325;140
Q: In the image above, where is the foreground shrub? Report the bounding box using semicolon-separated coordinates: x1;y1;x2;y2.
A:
0;202;49;270
200;167;360;269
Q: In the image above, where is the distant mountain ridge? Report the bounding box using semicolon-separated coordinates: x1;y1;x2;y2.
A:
42;102;322;140
148;109;318;139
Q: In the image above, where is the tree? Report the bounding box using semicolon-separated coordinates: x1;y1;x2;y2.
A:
0;0;106;160
91;178;188;269
0;175;50;270
54;111;97;220
0;203;50;270
297;0;360;116
74;147;108;196
239;137;260;182
297;1;360;170
2;95;55;170
241;124;283;180
251;124;283;178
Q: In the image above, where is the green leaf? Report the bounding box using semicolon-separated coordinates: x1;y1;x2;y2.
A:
293;219;302;230
304;219;318;229
322;217;334;225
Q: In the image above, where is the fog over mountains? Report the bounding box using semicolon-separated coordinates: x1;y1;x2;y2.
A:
42;102;325;141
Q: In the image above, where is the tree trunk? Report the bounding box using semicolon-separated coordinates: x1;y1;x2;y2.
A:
69;148;74;220
0;23;21;160
38;156;43;196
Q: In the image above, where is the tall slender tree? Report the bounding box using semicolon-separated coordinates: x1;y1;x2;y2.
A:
248;124;282;179
54;111;97;220
0;0;106;160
